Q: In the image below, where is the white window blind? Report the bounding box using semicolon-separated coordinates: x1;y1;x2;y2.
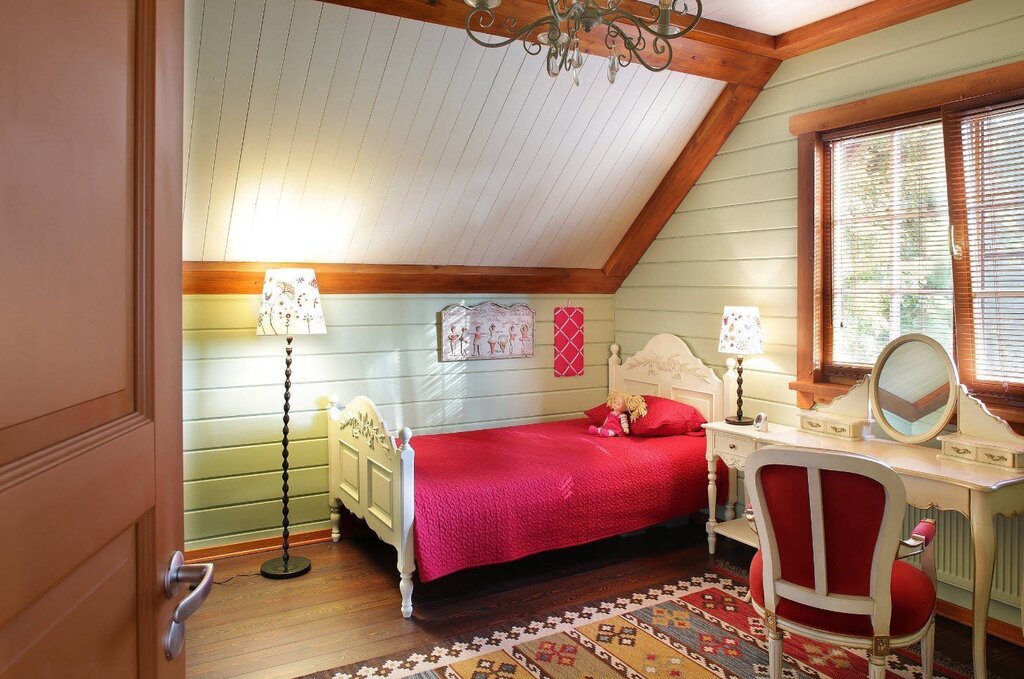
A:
947;100;1024;390
827;120;954;366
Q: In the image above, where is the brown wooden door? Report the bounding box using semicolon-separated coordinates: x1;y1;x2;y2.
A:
0;1;185;677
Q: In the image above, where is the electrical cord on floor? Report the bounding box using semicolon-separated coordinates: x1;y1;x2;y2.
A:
188;572;260;590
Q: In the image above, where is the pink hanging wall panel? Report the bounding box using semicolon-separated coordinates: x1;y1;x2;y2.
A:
554;306;585;377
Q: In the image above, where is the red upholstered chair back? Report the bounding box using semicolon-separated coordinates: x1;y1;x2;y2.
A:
746;447;907;637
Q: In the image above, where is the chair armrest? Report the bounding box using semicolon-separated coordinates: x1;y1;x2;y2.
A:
745;503;757;535
897;518;936;560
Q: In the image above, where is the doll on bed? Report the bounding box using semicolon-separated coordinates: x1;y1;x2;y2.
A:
588;390;648;437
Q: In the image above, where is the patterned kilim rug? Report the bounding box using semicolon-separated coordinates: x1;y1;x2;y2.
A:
302;568;971;679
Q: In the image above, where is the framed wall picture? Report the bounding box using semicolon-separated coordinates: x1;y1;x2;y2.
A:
440;301;535;362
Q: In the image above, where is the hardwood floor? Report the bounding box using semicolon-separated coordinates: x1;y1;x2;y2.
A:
186;522;1023;678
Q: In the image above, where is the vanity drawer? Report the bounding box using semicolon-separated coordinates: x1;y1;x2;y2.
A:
800;415;826;434
977;447;1024;469
713;432;755;458
941;441;977;462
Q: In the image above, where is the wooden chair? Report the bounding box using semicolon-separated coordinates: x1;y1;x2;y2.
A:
744;446;938;679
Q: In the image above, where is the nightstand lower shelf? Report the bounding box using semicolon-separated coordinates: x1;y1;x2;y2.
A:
710;517;758;549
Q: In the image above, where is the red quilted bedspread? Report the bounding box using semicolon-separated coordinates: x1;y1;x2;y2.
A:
411;418;728;582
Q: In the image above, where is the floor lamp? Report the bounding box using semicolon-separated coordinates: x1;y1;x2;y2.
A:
257;268;327;579
718;305;763;426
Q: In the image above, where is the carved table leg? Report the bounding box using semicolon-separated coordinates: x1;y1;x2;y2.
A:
725;467;738;521
707;453;718;556
969;492;995;679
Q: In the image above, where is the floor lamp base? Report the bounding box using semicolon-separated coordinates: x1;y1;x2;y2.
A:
260;555;311;580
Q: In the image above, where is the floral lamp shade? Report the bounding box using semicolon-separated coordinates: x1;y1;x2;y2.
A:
256;268;327;336
718;306;763;356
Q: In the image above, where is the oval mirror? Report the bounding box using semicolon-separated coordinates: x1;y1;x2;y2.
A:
870;334;958;444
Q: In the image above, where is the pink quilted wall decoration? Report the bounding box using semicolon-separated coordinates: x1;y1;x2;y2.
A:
554;306;584;377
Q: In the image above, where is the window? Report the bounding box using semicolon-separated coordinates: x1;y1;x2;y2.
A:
946;97;1024;404
791;67;1024;422
824;118;953;371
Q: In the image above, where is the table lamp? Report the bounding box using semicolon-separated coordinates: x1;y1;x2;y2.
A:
718;305;762;426
256;268;327;579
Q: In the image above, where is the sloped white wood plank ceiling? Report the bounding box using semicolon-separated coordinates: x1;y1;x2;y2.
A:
182;0;725;268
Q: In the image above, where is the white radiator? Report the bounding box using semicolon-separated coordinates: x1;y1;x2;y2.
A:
904;506;1022;607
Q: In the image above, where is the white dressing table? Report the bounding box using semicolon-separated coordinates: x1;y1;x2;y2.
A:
705;410;1024;679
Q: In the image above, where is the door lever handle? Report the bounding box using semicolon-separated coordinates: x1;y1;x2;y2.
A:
163;550;214;660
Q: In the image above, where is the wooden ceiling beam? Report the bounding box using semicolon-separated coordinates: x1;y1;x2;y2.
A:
183;261;624;295
601;78;771;279
773;0;969;60
320;0;780;87
609;1;778;58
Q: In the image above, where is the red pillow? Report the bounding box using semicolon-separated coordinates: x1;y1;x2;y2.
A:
583;396;706;436
631;396;706;437
584;403;611;425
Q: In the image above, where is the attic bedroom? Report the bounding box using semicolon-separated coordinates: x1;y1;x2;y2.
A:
4;1;1024;678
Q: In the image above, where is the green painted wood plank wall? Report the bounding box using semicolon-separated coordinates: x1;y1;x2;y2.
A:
614;0;1024;624
183;293;614;551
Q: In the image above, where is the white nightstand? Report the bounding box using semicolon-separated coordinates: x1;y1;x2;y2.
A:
703;420;799;554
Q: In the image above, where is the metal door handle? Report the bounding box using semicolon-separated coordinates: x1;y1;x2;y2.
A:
163;550;214;660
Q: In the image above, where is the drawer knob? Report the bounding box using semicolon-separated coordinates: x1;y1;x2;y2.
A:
986;453;1008;462
952;446;970;456
807;421;821;429
728;443;737;450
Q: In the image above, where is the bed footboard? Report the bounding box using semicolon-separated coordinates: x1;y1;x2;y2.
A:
327;396;416;617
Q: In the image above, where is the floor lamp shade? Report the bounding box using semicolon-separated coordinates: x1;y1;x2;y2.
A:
257;268;326;579
257;268;327;336
718;306;762;425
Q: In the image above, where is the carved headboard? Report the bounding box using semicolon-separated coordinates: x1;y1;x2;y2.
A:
610;333;724;423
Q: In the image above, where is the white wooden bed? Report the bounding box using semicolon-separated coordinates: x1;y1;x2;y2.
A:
326;333;729;617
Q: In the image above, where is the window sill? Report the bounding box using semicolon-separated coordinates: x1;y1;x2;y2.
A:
789;380;852;409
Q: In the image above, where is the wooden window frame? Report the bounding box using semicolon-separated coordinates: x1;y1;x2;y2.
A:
790;60;1024;426
944;88;1024;409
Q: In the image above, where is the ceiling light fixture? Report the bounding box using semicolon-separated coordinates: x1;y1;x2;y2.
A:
464;0;703;84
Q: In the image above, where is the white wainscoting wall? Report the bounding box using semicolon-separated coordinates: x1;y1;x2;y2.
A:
615;0;1024;625
184;293;613;550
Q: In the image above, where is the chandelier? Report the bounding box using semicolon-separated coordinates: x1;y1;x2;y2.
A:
463;0;703;84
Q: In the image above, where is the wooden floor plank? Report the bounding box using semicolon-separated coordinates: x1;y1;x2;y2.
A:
186;522;1024;679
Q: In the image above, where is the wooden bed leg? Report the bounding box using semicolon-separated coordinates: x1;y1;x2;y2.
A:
330;498;341;543
399;568;414;618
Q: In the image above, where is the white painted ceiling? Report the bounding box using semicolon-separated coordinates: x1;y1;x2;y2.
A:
182;0;725;268
642;0;874;36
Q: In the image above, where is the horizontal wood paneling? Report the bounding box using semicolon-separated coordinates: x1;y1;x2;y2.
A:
615;0;1024;619
183;293;613;549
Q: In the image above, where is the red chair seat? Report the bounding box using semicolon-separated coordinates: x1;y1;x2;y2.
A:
750;551;936;637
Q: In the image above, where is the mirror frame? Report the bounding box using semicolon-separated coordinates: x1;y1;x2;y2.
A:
869;333;959;445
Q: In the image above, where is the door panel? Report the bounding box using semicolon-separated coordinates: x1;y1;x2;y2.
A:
2;529;139;677
0;0;137;463
0;0;184;676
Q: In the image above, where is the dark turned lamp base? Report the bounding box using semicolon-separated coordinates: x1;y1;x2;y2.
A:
260;555;311;580
262;334;312;581
725;415;755;426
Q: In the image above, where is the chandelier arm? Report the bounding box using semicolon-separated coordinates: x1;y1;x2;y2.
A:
605;21;672;72
465;11;558;50
599;0;704;41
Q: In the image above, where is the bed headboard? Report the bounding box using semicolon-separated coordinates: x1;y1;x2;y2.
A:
609;333;724;423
